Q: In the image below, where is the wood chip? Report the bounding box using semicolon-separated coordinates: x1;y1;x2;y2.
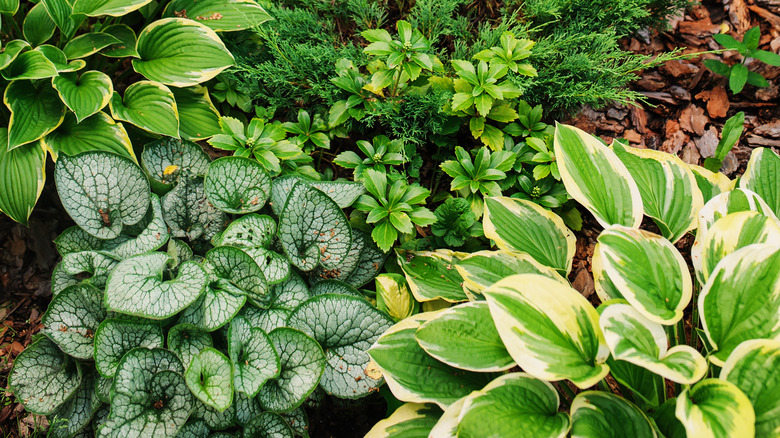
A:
678;20;721;37
660;60;699;77
681;142;702;165
747;135;780;147
754;122;780;138
706;86;730;118
630;106;648;134
729;0;752;34
695;126;719;158
572;268;595;298
748;5;780;29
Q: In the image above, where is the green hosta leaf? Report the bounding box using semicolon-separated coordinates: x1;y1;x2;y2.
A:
241;246;290;287
369;314;497;408
185;348;233;412
105;252;207;319
172;86;221;141
270;176;366;216
42;284;106;359
42;112;134;162
244;412;294;438
51;251;117;296
8;337;82;415
571;391;657;438
168;324;213;370
5;80;65;150
206;246;270;305
257;328;325;413
94;318;163;378
48;370;101;438
101;24;138;58
52;71;112;122
110;81;179;138
699;244;780;366
0;40;30;70
205;157;271;214
287;294;393;398
1;50;58;80
483;196;576;274
415;302;514;372
278;181;352;271
177;281;246;332
395;249;468;302
595;226;692;324
101;194;170;259
459;373;570;438
240;273;311;333
676;379;754;438
0;129;45;225
600;303;706;384
554;124;643;228
163;0;272;32
35;45;85;73
228;316;280;397
721;339;780;438
55;151;150;239
102;348;193;437
162;176;226;241
613;140;703;243
0;0;19;14
375;273;416;321
484;274;610;389
212;214;276;248
134;18;234;87
740;148;780;218
455;250;568;295
41;0;85;39
365;403;441;438
141;137;210;188
63;33;121;59
72;0;152;16
23;3;56;46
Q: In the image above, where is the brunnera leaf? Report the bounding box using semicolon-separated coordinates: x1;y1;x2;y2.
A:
42;284;107;360
205;156;272;214
94;318;164;379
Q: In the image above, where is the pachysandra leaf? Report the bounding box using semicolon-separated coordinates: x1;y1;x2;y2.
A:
109;81;179;138
172;86;221;140
676;379;755;438
133;18;235;87
141;137;211;188
484;274;610;388
5;80;65;150
23;3;56;46
72;0;152;17
571;391;657;438
167;323;213;370
0;129;46;225
185;348;233;412
52;71;113;122
48;370;101;438
455;250;568;295
42;284;107;360
8;337;82;415
554;123;643;228
63;33;122;59
163;0;272;32
228;316;280;397
270;175;366;216
42;112;135;162
162;176;226;241
176;278;246;332
395;249;468;302
100;24;139;58
212;214;276;248
364;403;442;438
94;318;163;378
51;250;118;296
740;147;780;217
243;412;294;438
105;252;207;319
205;157;272;214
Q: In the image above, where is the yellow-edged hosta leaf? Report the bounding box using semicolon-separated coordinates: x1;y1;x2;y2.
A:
676;379;755;438
696;188;779;241
364;403;441;438
109;81;179;138
740;148;780;218
699;244;780;366
688;164;732;204
553;124;643;228
428;396;466;438
571;391;658;438
591;243;624;303
0;129;46;225
600;303;707;384
375;273;416;322
163;0;272;32
455;250;568;295
395;249;469;302
484;274;609;389
72;0;152;17
483;196;576;274
596;225;691;324
42;112;135;163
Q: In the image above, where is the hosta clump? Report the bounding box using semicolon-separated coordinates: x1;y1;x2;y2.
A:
9;141;394;438
365;125;780;438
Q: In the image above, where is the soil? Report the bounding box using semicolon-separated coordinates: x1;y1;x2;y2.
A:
2;0;779;436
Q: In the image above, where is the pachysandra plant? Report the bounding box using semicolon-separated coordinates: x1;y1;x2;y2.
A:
440;146;517;218
365;125;780;438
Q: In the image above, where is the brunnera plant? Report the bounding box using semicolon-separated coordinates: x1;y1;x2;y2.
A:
8;139;396;438
365;125;780;438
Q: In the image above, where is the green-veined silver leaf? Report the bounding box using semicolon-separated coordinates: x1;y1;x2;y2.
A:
395;249;468;302
212;214;276;248
105;252;207;319
206;246;270;304
173;419;209;438
42;112;135;162
239;272;311;333
167;323;213;370
484;274;610;389
278;408;308;437
699;244;780;365
162;0;272;32
162;176;226;241
309;279;363;298
5;79;64;150
600;303;707;384
54;226;103;256
48;370;101;438
233;391;262;427
100;194;170;259
141;137;210;188
191;398;235;431
375;273;416;321
0;130;46;225
55;151;150;239
63;33;121;59
455;250;568;295
270;175;366;216
177;281;247;332
185;348;233;412
167;239;194;269
92;404;109;433
42;284;107;359
109;81;179;138
257;327;325;413
554;123;643;228
365;403;441;438
1;50;58;80
72;0;152;16
571;391;657;438
676;379;754;438
309;229;385;288
51;251;118;296
133;18;234;87
244;412;294;438
241;246;290;287
101;24;138;58
94;318;163;378
415;302;515;372
205;157;271;214
228;316;280;397
23;3;56;46
52;71;112;122
8;337;82;415
172;86;221;141
740;147;780;217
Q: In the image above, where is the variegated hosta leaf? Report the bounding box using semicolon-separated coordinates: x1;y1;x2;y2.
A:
415;302;515;372
185;348;233;412
688;164;732;204
484;274;610;389
244;412;294;438
212;214;276;248
204;157;272;214
571;391;658;438
65;33;121;61
72;0;152;17
395;249;468;302
613;140;703;243
102;348;193;437
740;147;780;217
278;181;352;271
171;86;221;141
596;226;691;324
51;70;113;122
162;0;272;32
287;294;394;398
5;78;65;150
375;273;417;321
206;246;270;305
162;176;226;241
94;318;163;378
699;244;780;365
365;403;441;438
42;284;107;360
721;339;780;438
8;337;82;415
177;280;247;333
483;196;576;274
428;396;466;438
0;129;46;226
141;137;211;188
51;250;118;295
309;229;386;288
109;81;180;138
553;123;643;228
696;188;779;241
101;24;138;58
676;379;755;438
592;244;624;303
99;194;170;260
455;250;569;295
239;272;311;333
55;151;151;239
600;303;707;384
257;327;325;413
241;246;291;287
652;399;686;438
227;316;280;397
105;252;207;319
167;324;213;370
48;370;101;438
458;373;570;438
42;112;135;163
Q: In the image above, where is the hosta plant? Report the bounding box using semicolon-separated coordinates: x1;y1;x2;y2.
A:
365;124;780;438
8;140;395;438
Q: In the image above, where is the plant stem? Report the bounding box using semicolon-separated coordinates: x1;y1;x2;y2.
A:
3;13;23;40
692;284;701;351
558;381;577;405
597;379;611;394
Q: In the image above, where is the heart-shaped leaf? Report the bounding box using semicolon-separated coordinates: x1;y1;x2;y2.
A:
375;273;416;321
395;249;468;302
42;284;106;360
206;246;271;305
52;71;112;122
177;279;247;332
205;157;272;214
23;3;56;46
689;164;732;204
134;18;234;87
48;370;101;438
605;358;662;409
234;392;262;427
163;0;272;32
54;226;103;256
51;251;118;296
676;379;754;438
100;24;138;58
55;151;150;239
244;412;294;438
141;137;210;188
94;318;163;378
0;129;46;225
271;175;366;216
571;391;657;438
172;419;210;438
0;40;30;70
455;250;568;295
279;408;309;437
239;272;311;333
1;50;58;80
63;33;121;59
42;112;134;162
35;45;85;73
366;403;441;438
228;316;280;397
162;176;226;241
172;86;221;141
167;324;213;370
105;252;207;319
72;0;152;16
5;80;65;150
212;214;276;248
110;81;179;138
192;399;235;431
741;147;780;217
101;194;170;259
309;279;363;298
185;348;233;412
